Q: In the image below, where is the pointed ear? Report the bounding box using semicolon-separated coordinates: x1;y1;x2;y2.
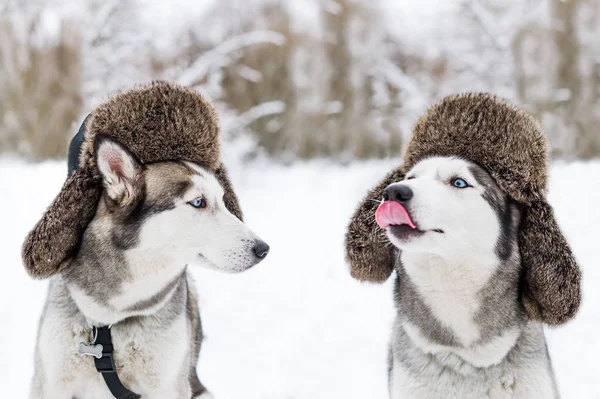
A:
345;167;406;282
94;135;143;205
520;201;582;325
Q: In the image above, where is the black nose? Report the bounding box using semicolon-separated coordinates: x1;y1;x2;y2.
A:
383;183;413;203
252;240;270;259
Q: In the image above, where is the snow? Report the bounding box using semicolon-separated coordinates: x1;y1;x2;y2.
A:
177;30;287;87
0;158;599;398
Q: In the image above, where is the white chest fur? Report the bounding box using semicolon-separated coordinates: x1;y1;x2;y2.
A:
34;298;191;399
401;251;499;347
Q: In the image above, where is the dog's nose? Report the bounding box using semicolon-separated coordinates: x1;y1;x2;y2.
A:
383;183;413;203
252;240;270;259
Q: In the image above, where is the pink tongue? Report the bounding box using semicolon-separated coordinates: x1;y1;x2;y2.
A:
376;201;416;229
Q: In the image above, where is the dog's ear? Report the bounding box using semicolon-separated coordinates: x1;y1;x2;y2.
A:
213;162;243;221
345;167;405;282
95;135;143;206
520;201;582;325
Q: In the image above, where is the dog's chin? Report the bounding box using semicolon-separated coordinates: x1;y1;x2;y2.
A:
386;224;435;249
194;252;257;273
389;225;425;239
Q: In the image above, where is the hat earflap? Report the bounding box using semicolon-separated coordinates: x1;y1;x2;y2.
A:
345;167;406;282
22;167;102;279
519;200;582;325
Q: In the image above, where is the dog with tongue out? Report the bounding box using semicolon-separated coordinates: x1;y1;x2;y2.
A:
376;187;417;233
345;93;581;399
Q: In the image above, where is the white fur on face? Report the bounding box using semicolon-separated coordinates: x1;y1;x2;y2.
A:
386;156;500;262
130;162;265;274
386;157;504;347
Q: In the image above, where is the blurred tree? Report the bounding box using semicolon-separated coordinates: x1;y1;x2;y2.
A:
169;0;408;161
1;0;599;161
0;8;83;160
513;0;600;158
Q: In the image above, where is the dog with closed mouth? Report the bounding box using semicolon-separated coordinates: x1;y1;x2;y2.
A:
346;94;581;399
23;82;269;398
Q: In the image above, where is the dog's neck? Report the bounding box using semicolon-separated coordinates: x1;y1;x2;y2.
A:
62;225;188;326
396;249;525;367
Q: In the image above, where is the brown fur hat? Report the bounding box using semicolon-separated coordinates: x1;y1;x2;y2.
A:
22;81;243;279
346;93;581;326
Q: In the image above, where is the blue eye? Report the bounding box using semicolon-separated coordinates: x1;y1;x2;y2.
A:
451;178;469;188
189;197;206;208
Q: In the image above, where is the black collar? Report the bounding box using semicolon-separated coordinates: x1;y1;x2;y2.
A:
79;326;141;399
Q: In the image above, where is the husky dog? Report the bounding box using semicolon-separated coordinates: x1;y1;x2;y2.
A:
30;136;269;399
380;156;558;399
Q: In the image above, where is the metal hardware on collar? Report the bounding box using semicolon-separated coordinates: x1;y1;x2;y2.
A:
91;325;99;344
78;342;103;359
78;325;141;399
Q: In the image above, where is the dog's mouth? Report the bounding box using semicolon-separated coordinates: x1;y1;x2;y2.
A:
197;252;217;268
197;250;259;273
375;201;443;239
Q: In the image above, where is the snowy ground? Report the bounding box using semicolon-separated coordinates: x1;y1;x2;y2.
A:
0;158;599;398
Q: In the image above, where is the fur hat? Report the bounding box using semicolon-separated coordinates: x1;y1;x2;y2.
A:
22;81;243;279
345;93;581;326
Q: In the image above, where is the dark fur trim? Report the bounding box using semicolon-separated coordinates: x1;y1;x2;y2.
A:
345;167;404;282
520;201;582;325
22;81;241;279
22;168;102;278
80;81;220;170
345;93;582;325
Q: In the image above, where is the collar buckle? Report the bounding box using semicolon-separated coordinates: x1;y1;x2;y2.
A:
94;351;116;374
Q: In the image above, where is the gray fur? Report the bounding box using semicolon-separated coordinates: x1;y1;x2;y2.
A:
62;231;128;307
468;164;522;262
468;164;526;344
31;276;194;398
394;266;459;347
390;321;556;398
30;160;212;398
187;276;208;397
124;272;185;313
387;158;558;398
29;143;268;398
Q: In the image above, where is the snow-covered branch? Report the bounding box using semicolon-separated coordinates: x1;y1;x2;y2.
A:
177;30;286;87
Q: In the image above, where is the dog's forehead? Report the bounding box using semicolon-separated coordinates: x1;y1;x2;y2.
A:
409;156;476;177
143;161;224;201
144;162;194;200
409;156;500;189
183;161;225;197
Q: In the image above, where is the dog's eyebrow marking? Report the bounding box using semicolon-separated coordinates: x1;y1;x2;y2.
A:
468;165;498;193
181;161;206;178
